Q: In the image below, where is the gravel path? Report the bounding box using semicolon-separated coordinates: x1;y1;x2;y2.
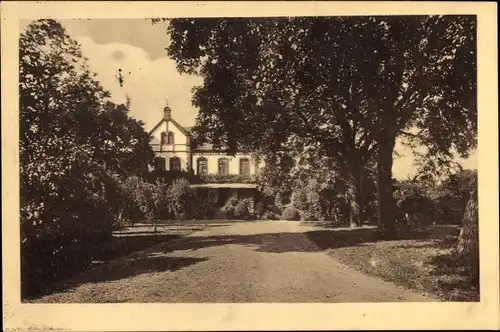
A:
32;220;437;303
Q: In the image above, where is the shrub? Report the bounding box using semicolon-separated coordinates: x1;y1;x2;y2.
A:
20;168;119;298
262;211;280;220
281;207;300;221
234;200;250;219
435;170;478;225
217;207;235;219
267;204;282;215
166;178;196;223
289;178;344;221
274;193;285;212
146;169;200;186
255;202;266;218
227;197;239;207
193;196;217;220
291;189;309;212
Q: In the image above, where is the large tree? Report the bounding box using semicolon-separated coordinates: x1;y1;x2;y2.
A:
20;19;154;242
163;16;476;234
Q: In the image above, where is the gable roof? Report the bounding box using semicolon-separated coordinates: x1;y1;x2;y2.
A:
148;117;189;136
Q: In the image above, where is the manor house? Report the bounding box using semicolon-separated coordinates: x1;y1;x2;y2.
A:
149;106;259;206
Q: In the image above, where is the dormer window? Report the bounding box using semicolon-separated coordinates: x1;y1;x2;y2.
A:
167;131;174;145
160;131;174;145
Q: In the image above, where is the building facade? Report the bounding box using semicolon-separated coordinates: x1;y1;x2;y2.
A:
149;106;259;208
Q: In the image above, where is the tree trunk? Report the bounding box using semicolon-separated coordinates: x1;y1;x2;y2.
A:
346;173;362;228
376;134;397;237
457;185;479;277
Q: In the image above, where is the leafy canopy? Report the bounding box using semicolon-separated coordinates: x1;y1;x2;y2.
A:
164;16;476;178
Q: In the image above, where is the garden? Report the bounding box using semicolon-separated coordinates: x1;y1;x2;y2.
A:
19;18;479;302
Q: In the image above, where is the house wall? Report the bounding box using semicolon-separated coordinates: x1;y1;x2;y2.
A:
150;119;191;170
192;153;256;175
149;117;262;175
154;151;190;171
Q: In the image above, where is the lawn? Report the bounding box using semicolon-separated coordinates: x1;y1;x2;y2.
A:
319;224;479;301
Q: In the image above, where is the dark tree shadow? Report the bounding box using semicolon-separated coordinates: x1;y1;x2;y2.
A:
154;227;452;255
51;255;208;293
96;234;183;261
25;223;465;300
427;252;480;301
22;233;185;300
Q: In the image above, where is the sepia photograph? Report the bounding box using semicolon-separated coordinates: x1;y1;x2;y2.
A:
2;1;499;331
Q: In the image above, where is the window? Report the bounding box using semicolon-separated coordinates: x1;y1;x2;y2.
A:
160;132;167;145
167;131;175;145
170;157;181;171
218;158;229;176
197;157;208;175
155;157;166;171
239;158;250;176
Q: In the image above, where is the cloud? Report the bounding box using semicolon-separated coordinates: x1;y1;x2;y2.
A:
76;36;202;131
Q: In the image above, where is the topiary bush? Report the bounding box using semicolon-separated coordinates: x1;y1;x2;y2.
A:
281;206;300;221
234;200;250;219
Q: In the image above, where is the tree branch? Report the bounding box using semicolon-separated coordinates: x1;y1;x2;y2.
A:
400;129;425;139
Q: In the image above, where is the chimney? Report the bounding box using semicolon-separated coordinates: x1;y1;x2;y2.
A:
163;106;172;121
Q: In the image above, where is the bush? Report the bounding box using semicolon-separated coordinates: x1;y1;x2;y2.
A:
217;207;235;219
145;169;200;186
262;211;280;220
193;196;216;220
274;193;285;212
166;178;195;222
435;170;478;225
289;178;343;221
255;202;266;218
227;197;239;207
20;168;119;298
234;200;250;219
267;204;282;215
281;207;300;221
291;182;323;221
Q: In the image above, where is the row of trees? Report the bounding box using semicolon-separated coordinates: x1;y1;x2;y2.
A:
160;15;477;237
19;20;156;297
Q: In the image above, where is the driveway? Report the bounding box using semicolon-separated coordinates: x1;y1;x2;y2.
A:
32;220;436;303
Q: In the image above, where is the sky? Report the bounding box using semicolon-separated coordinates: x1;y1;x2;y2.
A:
19;19;477;179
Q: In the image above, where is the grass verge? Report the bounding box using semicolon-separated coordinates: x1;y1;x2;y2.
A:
323;225;479;301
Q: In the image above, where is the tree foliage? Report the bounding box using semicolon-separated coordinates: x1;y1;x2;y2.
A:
163;16;476;234
166;178;196;224
20;19;154;296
